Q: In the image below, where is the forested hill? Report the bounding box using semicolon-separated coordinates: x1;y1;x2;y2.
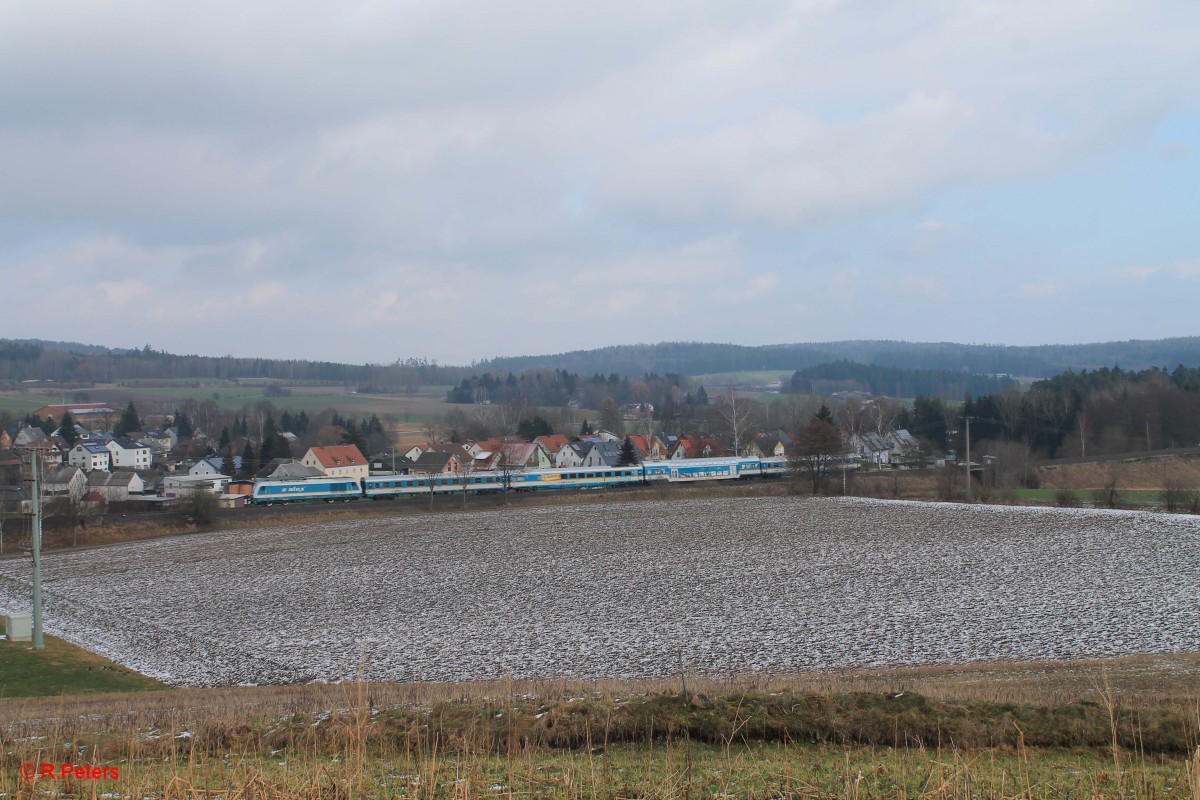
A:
0;340;465;389
4;336;1199;387
478;338;1200;378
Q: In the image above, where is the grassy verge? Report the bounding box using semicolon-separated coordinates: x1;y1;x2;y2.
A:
3;743;1193;799
2;651;1197;796
2;670;1198;797
0;634;167;698
1007;488;1169;508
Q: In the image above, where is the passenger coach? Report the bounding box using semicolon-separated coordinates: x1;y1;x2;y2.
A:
251;455;799;505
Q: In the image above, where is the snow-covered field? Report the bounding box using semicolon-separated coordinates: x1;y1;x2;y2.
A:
1;497;1197;687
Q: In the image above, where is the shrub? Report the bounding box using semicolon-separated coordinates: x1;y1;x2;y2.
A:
1161;481;1198;514
1091;485;1125;509
187;487;218;526
1055;488;1082;508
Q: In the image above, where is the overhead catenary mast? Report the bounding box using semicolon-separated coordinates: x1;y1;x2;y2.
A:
30;448;45;650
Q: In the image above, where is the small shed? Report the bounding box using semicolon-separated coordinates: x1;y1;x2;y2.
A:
218;494;248;509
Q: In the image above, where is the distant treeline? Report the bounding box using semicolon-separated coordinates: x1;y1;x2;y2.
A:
789;361;1017;399
476;338;1200;378
905;365;1200;458
0;340;472;391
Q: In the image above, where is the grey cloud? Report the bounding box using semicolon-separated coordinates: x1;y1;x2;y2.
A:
0;0;1197;362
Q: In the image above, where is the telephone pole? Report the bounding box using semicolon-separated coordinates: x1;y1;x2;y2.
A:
963;416;973;503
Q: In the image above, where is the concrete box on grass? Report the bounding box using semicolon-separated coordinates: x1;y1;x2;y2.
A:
5;613;32;642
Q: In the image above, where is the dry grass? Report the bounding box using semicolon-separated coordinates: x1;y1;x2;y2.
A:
28;516;192;551
3;652;1197;735
2;654;1199;798
1037;453;1200;492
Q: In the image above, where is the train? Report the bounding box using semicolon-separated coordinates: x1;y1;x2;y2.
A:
250;455;792;505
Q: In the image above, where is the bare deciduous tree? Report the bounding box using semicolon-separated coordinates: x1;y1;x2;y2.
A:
493;445;519;506
443;408;470;443
599;397;624;436
765;396;819;433
834;396;869;443
791;406;845;494
982;439;1034;489
43;495;85;547
716;390;758;456
867;397;903;437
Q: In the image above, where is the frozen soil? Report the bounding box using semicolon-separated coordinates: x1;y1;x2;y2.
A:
0;497;1196;687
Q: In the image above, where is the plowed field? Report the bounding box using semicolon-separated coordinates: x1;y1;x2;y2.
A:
1;497;1196;686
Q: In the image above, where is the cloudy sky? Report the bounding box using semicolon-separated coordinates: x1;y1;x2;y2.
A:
2;1;1198;365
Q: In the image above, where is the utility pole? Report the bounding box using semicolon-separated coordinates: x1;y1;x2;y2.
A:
963;416;973;503
1145;415;1151;452
30;449;45;650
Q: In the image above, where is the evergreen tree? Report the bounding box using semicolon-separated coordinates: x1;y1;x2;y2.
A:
517;416;553;440
258;414;293;463
909;396;952;450
259;434;279;465
240;441;257;478
617;436;640;466
695;386;709;406
341;424;367;456
58;410;78;446
174;410;193;439
219;444;236;477
114;401;141;436
579;418;593;436
218;426;231;449
279;411;294;432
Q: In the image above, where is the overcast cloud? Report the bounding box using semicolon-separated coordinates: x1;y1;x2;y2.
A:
1;1;1197;364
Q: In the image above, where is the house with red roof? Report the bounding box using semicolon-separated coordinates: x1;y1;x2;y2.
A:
300;444;368;480
533;434;570;457
626;435;653;460
670;436;729;459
